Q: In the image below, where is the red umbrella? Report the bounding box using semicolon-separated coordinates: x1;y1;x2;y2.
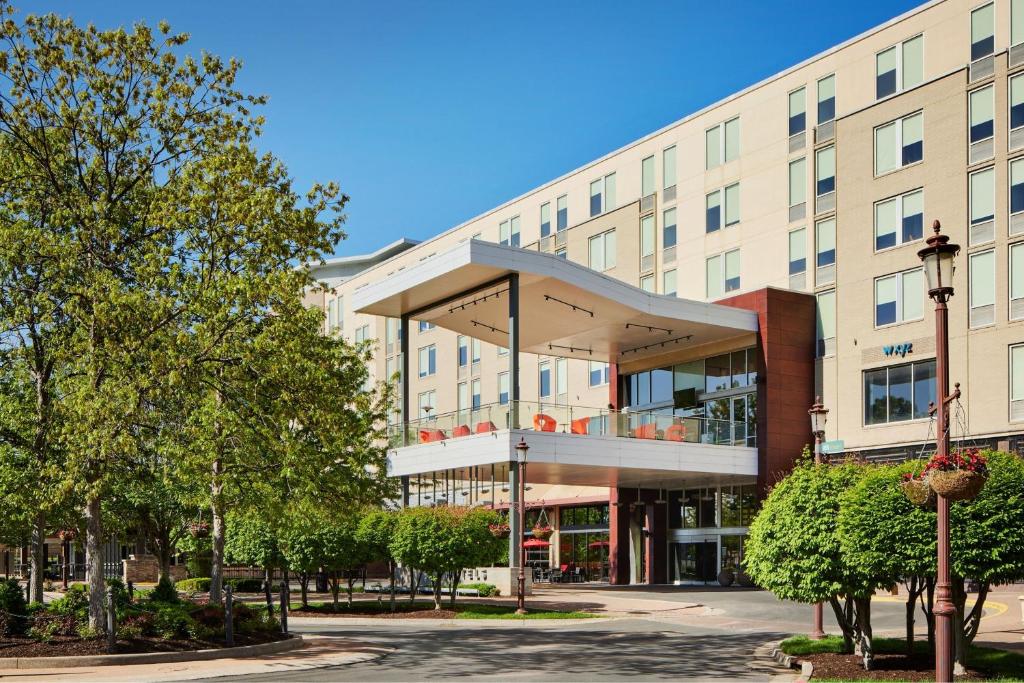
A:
587;540;610;548
523;538;551;548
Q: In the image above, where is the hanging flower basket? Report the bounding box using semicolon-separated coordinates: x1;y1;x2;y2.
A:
488;522;510;539
188;521;211;538
924;448;988;501
900;474;934;506
57;529;77;542
531;525;554;540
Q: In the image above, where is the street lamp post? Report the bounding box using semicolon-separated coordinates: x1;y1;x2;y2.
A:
917;220;960;683
808;397;829;641
515;438;529;615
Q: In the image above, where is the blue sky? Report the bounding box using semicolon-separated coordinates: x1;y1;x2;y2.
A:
21;0;922;258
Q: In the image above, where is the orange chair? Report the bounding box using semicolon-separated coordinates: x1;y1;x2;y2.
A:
631;423;658;439
418;428;447;443
534;413;557;432
453;425;471;438
475;421;498;434
665;423;687;442
570;417;590;435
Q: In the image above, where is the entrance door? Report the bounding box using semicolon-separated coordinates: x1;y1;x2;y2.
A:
670;541;718;583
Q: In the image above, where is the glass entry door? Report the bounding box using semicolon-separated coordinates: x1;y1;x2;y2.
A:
670;541;718;583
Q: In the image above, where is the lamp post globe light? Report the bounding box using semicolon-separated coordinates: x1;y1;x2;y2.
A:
514;437;529;615
808;397;828;640
917;220;960;683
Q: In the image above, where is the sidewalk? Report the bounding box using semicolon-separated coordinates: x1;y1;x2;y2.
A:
971;586;1024;654
0;635;390;682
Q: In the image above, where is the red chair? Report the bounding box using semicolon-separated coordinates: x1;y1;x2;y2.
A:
418;428;447;443
453;425;471;438
475;421;498;434
570;417;590;435
665;423;687;442
534;413;557;432
631;423;657;439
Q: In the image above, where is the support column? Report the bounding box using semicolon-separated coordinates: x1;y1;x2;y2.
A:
400;476;410;509
508;462;522;568
399;314;409;434
508;273;519;428
608;488;632;585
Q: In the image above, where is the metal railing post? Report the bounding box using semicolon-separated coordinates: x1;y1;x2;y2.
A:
225;585;234;646
106;588;116;652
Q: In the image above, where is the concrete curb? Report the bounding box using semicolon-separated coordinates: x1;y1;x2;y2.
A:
0;633;303;669
289;615;607;627
759;642;813;682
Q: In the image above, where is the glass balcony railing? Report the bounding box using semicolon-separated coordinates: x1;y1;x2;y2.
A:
389;400;755;449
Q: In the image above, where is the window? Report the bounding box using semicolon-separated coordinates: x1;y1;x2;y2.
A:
641;156;655;198
385;317;398;346
1013;243;1024;320
1015;0;1024;47
589;229;616;271
556;358;567;397
789;228;806;276
499;216;520;247
789;158;806;208
556;195;568;231
471;379;481;409
327;297;343;332
419;320;435;332
640;214;655;267
875;112;923;175
663;146;677;191
817;74;835;123
354;324;369;343
876;35;923;99
457;335;468;367
969;86;994;143
970;249;995;328
498;345;508;356
815;146;835;197
1013;344;1024;420
815;217;836;275
590;173;616;216
417;390;436;419
705;117;740;169
639;274;654;292
663;207;677;248
539;361;551;398
555;247;567;259
788;87;806;136
706;190;721;232
498;372;509;405
707;250;740;298
663;269;677;296
589;361;610;387
471;338;481;364
863;359;936;425
1013;74;1024;132
970;166;995;242
417;345;436;377
724;183;740;227
874;189;924;250
875;268;924;327
1012;159;1024;218
457;382;468;415
971;3;994;61
540;202;551;238
816;289;836;357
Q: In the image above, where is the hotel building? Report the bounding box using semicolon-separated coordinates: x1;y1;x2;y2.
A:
306;0;1024;585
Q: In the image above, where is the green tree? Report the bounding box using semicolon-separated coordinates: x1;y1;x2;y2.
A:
444;507;504;608
318;514;368;610
745;457;877;667
224;510;284;617
357;509;400;612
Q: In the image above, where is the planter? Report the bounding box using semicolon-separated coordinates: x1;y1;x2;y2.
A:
735;571;755;588
717;569;735;587
488;523;510;539
57;530;77;542
188;522;211;539
531;526;553;541
929;470;986;501
900;479;934;506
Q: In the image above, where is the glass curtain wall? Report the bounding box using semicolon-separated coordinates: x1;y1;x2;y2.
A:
558;505;610;582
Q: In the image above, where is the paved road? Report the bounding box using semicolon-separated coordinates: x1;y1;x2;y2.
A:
199;588;919;681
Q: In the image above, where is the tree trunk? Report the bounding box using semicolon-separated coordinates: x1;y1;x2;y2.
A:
432;573;443;610
84;495;105;632
409;568;419;603
963;581;989;644
300;572;309;609
346;573;355;607
855;596;873;671
330;576;340;611
154;526;172;583
209;460;225;603
904;577;918;655
828;595;856;654
29;511;45;604
922;577;936;653
449;571;459;609
951;578;968;676
389;561;396;613
263;566;274;619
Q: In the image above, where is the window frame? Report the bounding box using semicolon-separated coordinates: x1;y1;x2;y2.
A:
789;157;807;209
498;372;510;405
873;267;925;328
1012;343;1024;421
704;116;740;169
873;188;925;253
875;34;924;100
969;248;996;329
817;74;836;124
1011;74;1024;135
1012;157;1024;219
589;172;617;217
588;229;617;272
862;358;937;426
874;111;924;177
540;202;551;238
589;361;610;388
663;145;677;191
417;344;437;378
663;269;677;296
788;86;806;136
815;145;836;198
499;215;521;247
539;361;552;399
641;156;655;198
663;207;677;248
1012;242;1024;320
556;194;568;232
970;165;996;235
969;84;995;145
971;2;995;62
815;217;836;270
789;227;807;276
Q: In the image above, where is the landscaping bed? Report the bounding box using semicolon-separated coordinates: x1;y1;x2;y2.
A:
780;635;1022;681
0;630;283;658
289;600;599;620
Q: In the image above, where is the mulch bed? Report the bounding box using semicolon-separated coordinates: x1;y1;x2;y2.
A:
0;631;286;658
800;652;986;681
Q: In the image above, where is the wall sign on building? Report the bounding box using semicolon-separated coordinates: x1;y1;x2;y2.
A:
883;342;913;358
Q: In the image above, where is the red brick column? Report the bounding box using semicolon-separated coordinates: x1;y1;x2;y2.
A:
608;487;632;585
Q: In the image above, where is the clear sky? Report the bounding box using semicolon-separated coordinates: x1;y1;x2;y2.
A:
19;0;923;258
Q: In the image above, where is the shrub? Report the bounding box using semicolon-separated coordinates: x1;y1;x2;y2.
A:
75;623;102;640
27;612;79;641
48;584;88;618
0;578;28;636
225;578;272;593
152;603;191;639
460;582;500;597
189;604;225;628
150;575;179;604
176;578;212;593
119;621;144;639
186;621;219;641
107;577;130;611
232;602;257;623
121;612;156;637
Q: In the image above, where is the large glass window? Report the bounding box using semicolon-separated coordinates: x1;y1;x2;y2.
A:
642;156;655;198
789;228;806;276
817;74;836;123
970;166;995;237
876;35;923;100
1012;344;1024;420
457;335;468;367
969;86;994;143
864;359;936;425
724;183;740;227
705;118;739;169
540;202;551;237
499;216;520;247
1015;0;1024;47
539;361;551;398
663;207;677;248
874;189;924;251
816;217;836;269
590;173;616;217
816;289;836;358
663;269;677;297
789;157;806;208
789;87;806;136
971;3;995;61
589;361;610;387
706;190;721;233
816;145;835;197
640;214;655;265
588;229;616;271
417;345;436;377
1012;74;1024;132
875;112;923;175
663;146;677;190
498;372;509;405
1011;243;1024;320
970;249;995;328
874;268;924;327
556;195;567;231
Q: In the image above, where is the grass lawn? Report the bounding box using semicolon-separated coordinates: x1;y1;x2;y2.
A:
780;635;1024;680
288;599;599;620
